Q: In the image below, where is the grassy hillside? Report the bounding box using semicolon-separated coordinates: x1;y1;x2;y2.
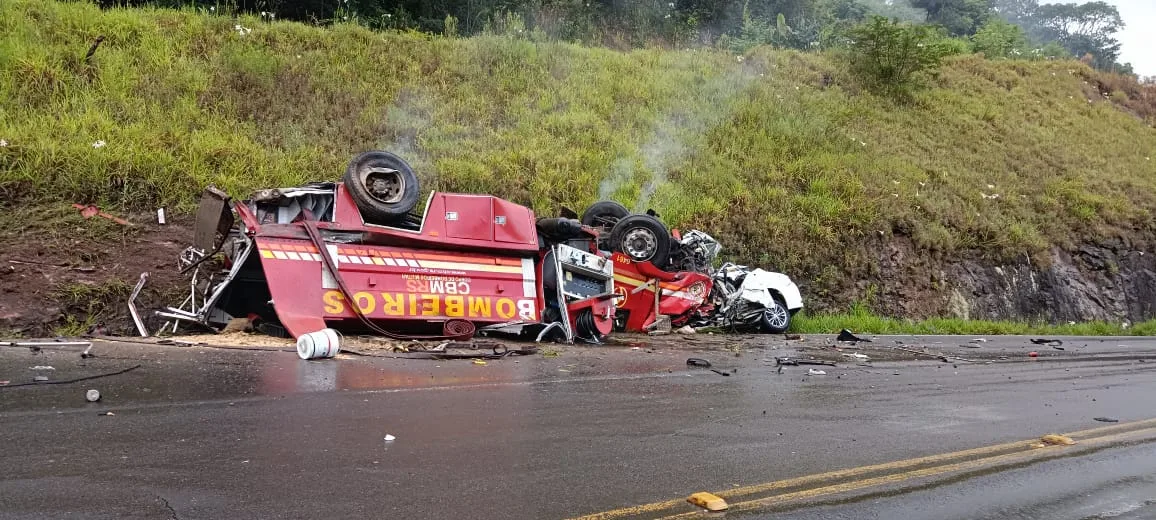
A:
2;0;1156;305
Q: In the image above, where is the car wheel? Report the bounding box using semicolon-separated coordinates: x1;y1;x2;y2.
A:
759;296;791;334
608;214;671;267
343;151;421;224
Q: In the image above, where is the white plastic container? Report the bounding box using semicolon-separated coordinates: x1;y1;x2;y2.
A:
296;328;341;360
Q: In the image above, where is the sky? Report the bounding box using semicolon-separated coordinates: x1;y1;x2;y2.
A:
1060;0;1156;77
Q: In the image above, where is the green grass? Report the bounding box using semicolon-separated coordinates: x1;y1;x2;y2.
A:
792;312;1156;336
50;279;133;336
2;0;1156;315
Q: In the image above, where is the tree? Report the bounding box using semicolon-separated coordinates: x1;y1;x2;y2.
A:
1030;1;1123;66
971;17;1027;58
909;0;995;36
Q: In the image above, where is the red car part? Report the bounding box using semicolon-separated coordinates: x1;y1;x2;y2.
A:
610;252;712;332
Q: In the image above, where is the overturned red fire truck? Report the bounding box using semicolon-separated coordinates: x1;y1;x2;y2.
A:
157;152;803;342
158;152;618;343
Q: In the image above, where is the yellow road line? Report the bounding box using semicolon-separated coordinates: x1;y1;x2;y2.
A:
571;417;1156;520
659;426;1156;519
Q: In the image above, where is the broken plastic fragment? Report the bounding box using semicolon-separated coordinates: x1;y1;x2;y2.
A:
384;434;396;442
836;329;870;343
687;492;728;511
807;369;827;376
1040;434;1075;446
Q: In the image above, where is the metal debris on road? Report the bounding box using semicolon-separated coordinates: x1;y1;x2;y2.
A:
384;434;396;442
686;358;712;368
775;357;836;367
710;369;731;376
1;341;93;349
807;369;827;376
86;389;101;402
1031;338;1064;346
836;329;871;343
1093;417;1120;423
970;338;988;343
0;364;141;389
30;366;55;371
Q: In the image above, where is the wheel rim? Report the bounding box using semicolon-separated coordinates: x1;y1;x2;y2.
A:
359;167;405;204
764;301;789;330
622;228;657;261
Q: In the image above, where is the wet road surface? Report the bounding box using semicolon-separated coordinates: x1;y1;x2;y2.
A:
2;335;1156;519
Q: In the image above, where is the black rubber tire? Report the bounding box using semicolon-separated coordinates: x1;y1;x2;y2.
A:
343;151;421;224
580;201;630;228
609;214;671;267
758;296;791;334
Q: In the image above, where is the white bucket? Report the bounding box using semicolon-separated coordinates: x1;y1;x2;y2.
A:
296;328;341;360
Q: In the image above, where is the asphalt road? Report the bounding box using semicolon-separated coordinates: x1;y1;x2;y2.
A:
2;335;1156;519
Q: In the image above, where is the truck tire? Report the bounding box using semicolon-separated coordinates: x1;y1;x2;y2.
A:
343;151;421;224
580;201;630;229
609;214;671;267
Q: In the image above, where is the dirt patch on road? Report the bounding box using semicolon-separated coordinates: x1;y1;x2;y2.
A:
0;204;190;337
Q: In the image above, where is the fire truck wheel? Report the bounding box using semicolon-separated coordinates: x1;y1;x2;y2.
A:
343;151;421;223
609;214;671;267
580;201;629;229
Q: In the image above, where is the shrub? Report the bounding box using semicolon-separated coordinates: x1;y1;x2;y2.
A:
845;16;955;99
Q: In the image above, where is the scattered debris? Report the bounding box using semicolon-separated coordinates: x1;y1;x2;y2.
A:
807;369;827;376
1;341;93;349
785;334;802;340
892;345;975;363
1052;346;1065;351
836;329;871;343
776;357;836;367
1093;417;1119;423
686;358;712;368
687;492;728;512
960;344;982;348
7;258;68;268
384;434;396;442
71;203;130;225
472;360;487;366
675;325;696;335
129;272;150;337
101;411;115;416
1031;338;1064;346
221;317;253;334
0;365;141;388
1029;351;1039;357
842;353;869;361
296;328;340;360
86;389;101;402
156;208;166;225
970;338;988;343
30;366;55;371
1039;434;1076;446
710;369;731;377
